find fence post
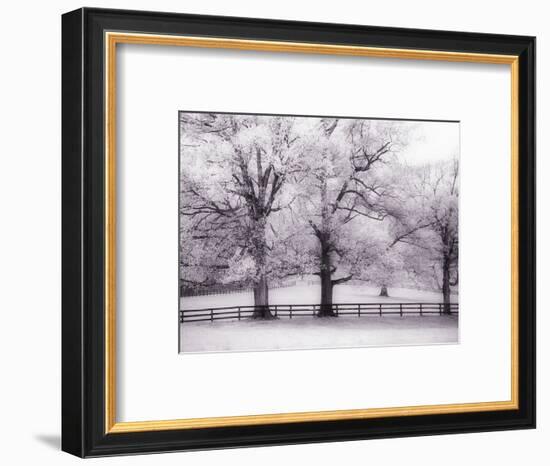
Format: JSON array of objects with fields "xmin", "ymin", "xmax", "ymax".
[
  {"xmin": 238, "ymin": 307, "xmax": 241, "ymax": 321},
  {"xmin": 335, "ymin": 304, "xmax": 338, "ymax": 317},
  {"xmin": 420, "ymin": 303, "xmax": 423, "ymax": 317},
  {"xmin": 358, "ymin": 303, "xmax": 361, "ymax": 318},
  {"xmin": 379, "ymin": 303, "xmax": 382, "ymax": 316},
  {"xmin": 274, "ymin": 305, "xmax": 278, "ymax": 318},
  {"xmin": 210, "ymin": 308, "xmax": 213, "ymax": 322},
  {"xmin": 290, "ymin": 307, "xmax": 292, "ymax": 319},
  {"xmin": 439, "ymin": 303, "xmax": 442, "ymax": 315},
  {"xmin": 400, "ymin": 303, "xmax": 403, "ymax": 317}
]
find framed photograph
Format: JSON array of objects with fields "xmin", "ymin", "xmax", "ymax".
[
  {"xmin": 178, "ymin": 112, "xmax": 460, "ymax": 353},
  {"xmin": 62, "ymin": 7, "xmax": 535, "ymax": 457}
]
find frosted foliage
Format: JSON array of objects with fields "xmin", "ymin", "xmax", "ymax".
[
  {"xmin": 179, "ymin": 113, "xmax": 458, "ymax": 306},
  {"xmin": 387, "ymin": 160, "xmax": 459, "ymax": 292}
]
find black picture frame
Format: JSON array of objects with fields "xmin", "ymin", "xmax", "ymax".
[{"xmin": 62, "ymin": 7, "xmax": 535, "ymax": 458}]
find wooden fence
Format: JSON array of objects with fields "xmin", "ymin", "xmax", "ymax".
[
  {"xmin": 179, "ymin": 302, "xmax": 458, "ymax": 323},
  {"xmin": 180, "ymin": 281, "xmax": 297, "ymax": 297}
]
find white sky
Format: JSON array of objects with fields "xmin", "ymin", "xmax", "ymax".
[{"xmin": 396, "ymin": 120, "xmax": 459, "ymax": 166}]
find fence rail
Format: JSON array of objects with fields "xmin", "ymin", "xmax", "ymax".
[
  {"xmin": 180, "ymin": 281, "xmax": 297, "ymax": 298},
  {"xmin": 179, "ymin": 302, "xmax": 458, "ymax": 323}
]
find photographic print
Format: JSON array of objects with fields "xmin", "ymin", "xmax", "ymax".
[{"xmin": 179, "ymin": 112, "xmax": 459, "ymax": 353}]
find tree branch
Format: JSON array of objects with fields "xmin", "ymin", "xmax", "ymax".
[{"xmin": 332, "ymin": 274, "xmax": 353, "ymax": 285}]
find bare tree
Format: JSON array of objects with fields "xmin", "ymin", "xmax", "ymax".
[
  {"xmin": 389, "ymin": 160, "xmax": 459, "ymax": 312},
  {"xmin": 179, "ymin": 113, "xmax": 303, "ymax": 318},
  {"xmin": 301, "ymin": 119, "xmax": 401, "ymax": 316}
]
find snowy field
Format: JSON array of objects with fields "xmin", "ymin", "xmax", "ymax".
[
  {"xmin": 180, "ymin": 316, "xmax": 458, "ymax": 353},
  {"xmin": 179, "ymin": 283, "xmax": 458, "ymax": 353},
  {"xmin": 180, "ymin": 283, "xmax": 457, "ymax": 310}
]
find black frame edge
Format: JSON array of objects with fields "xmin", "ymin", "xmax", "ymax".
[
  {"xmin": 517, "ymin": 37, "xmax": 536, "ymax": 430},
  {"xmin": 62, "ymin": 7, "xmax": 85, "ymax": 458}
]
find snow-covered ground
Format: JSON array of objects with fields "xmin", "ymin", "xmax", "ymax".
[
  {"xmin": 179, "ymin": 283, "xmax": 458, "ymax": 353},
  {"xmin": 180, "ymin": 283, "xmax": 457, "ymax": 310},
  {"xmin": 179, "ymin": 315, "xmax": 458, "ymax": 353}
]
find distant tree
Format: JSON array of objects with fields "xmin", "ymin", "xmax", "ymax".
[
  {"xmin": 388, "ymin": 160, "xmax": 459, "ymax": 312},
  {"xmin": 356, "ymin": 240, "xmax": 407, "ymax": 297}
]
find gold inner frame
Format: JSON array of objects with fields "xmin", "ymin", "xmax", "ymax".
[{"xmin": 104, "ymin": 31, "xmax": 520, "ymax": 434}]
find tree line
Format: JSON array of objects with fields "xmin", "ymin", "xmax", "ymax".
[{"xmin": 179, "ymin": 113, "xmax": 458, "ymax": 317}]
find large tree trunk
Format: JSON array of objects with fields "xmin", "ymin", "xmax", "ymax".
[
  {"xmin": 251, "ymin": 218, "xmax": 274, "ymax": 319},
  {"xmin": 316, "ymin": 175, "xmax": 337, "ymax": 318},
  {"xmin": 379, "ymin": 285, "xmax": 389, "ymax": 297},
  {"xmin": 318, "ymin": 238, "xmax": 336, "ymax": 317},
  {"xmin": 252, "ymin": 274, "xmax": 272, "ymax": 319},
  {"xmin": 442, "ymin": 255, "xmax": 451, "ymax": 314}
]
